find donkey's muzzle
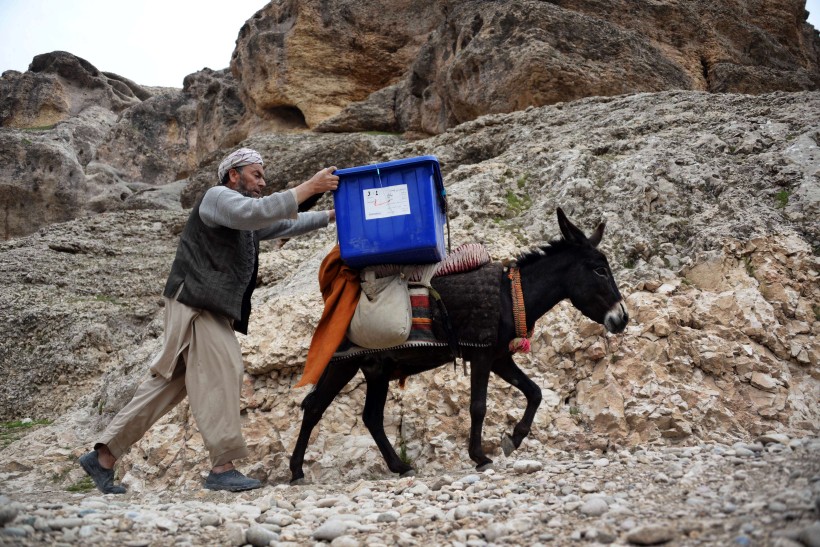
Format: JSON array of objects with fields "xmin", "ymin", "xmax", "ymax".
[{"xmin": 604, "ymin": 301, "xmax": 629, "ymax": 333}]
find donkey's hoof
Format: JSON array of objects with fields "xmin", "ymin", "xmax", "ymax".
[
  {"xmin": 476, "ymin": 462, "xmax": 494, "ymax": 472},
  {"xmin": 501, "ymin": 435, "xmax": 516, "ymax": 457},
  {"xmin": 400, "ymin": 469, "xmax": 416, "ymax": 478},
  {"xmin": 290, "ymin": 477, "xmax": 307, "ymax": 486}
]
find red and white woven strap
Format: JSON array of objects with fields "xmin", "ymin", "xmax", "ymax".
[{"xmin": 508, "ymin": 266, "xmax": 532, "ymax": 353}]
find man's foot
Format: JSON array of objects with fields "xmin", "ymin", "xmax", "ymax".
[
  {"xmin": 204, "ymin": 469, "xmax": 262, "ymax": 492},
  {"xmin": 79, "ymin": 450, "xmax": 127, "ymax": 494}
]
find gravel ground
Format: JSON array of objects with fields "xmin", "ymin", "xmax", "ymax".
[{"xmin": 1, "ymin": 436, "xmax": 818, "ymax": 546}]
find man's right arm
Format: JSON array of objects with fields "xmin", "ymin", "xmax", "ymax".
[
  {"xmin": 200, "ymin": 167, "xmax": 340, "ymax": 230},
  {"xmin": 200, "ymin": 186, "xmax": 299, "ymax": 230}
]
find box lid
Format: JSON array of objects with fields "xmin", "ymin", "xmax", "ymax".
[{"xmin": 334, "ymin": 155, "xmax": 440, "ymax": 176}]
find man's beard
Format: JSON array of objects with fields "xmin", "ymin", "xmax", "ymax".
[{"xmin": 237, "ymin": 184, "xmax": 258, "ymax": 198}]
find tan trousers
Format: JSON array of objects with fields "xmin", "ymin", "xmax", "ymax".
[{"xmin": 96, "ymin": 293, "xmax": 249, "ymax": 467}]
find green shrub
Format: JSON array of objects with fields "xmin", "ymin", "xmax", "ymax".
[
  {"xmin": 67, "ymin": 477, "xmax": 95, "ymax": 493},
  {"xmin": 1, "ymin": 419, "xmax": 52, "ymax": 448}
]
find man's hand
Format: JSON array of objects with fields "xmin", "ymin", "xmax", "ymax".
[{"xmin": 294, "ymin": 167, "xmax": 339, "ymax": 204}]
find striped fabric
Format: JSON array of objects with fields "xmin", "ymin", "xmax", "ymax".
[
  {"xmin": 367, "ymin": 243, "xmax": 491, "ymax": 280},
  {"xmin": 408, "ymin": 286, "xmax": 435, "ymax": 342}
]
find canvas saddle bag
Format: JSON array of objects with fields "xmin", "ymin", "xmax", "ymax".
[{"xmin": 347, "ymin": 267, "xmax": 412, "ymax": 349}]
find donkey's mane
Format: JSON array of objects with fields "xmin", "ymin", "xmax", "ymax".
[{"xmin": 514, "ymin": 238, "xmax": 573, "ymax": 268}]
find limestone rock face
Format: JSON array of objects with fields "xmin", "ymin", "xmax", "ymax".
[
  {"xmin": 310, "ymin": 0, "xmax": 820, "ymax": 134},
  {"xmin": 0, "ymin": 106, "xmax": 116, "ymax": 239},
  {"xmin": 94, "ymin": 90, "xmax": 198, "ymax": 185},
  {"xmin": 181, "ymin": 68, "xmax": 250, "ymax": 162},
  {"xmin": 0, "ymin": 52, "xmax": 190, "ymax": 239},
  {"xmin": 93, "ymin": 69, "xmax": 260, "ymax": 188},
  {"xmin": 0, "ymin": 58, "xmax": 253, "ymax": 239},
  {"xmin": 0, "ymin": 51, "xmax": 150, "ymax": 129},
  {"xmin": 231, "ymin": 0, "xmax": 440, "ymax": 128},
  {"xmin": 0, "ymin": 210, "xmax": 185, "ymax": 423},
  {"xmin": 4, "ymin": 1, "xmax": 819, "ymax": 239},
  {"xmin": 0, "ymin": 104, "xmax": 188, "ymax": 240}
]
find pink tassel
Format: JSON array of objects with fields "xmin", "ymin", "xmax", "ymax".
[{"xmin": 509, "ymin": 337, "xmax": 531, "ymax": 354}]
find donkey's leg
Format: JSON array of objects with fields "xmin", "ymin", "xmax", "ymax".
[
  {"xmin": 468, "ymin": 356, "xmax": 494, "ymax": 471},
  {"xmin": 361, "ymin": 366, "xmax": 414, "ymax": 477},
  {"xmin": 492, "ymin": 355, "xmax": 542, "ymax": 456},
  {"xmin": 289, "ymin": 361, "xmax": 359, "ymax": 484}
]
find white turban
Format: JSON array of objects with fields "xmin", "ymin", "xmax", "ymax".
[{"xmin": 217, "ymin": 148, "xmax": 264, "ymax": 183}]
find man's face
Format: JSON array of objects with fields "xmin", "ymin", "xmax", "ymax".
[{"xmin": 228, "ymin": 163, "xmax": 266, "ymax": 198}]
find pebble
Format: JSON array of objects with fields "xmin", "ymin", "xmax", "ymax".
[
  {"xmin": 579, "ymin": 497, "xmax": 609, "ymax": 516},
  {"xmin": 757, "ymin": 433, "xmax": 791, "ymax": 445},
  {"xmin": 313, "ymin": 519, "xmax": 351, "ymax": 541},
  {"xmin": 331, "ymin": 535, "xmax": 361, "ymax": 547},
  {"xmin": 47, "ymin": 517, "xmax": 84, "ymax": 530},
  {"xmin": 797, "ymin": 522, "xmax": 820, "ymax": 547},
  {"xmin": 376, "ymin": 511, "xmax": 400, "ymax": 523},
  {"xmin": 625, "ymin": 523, "xmax": 676, "ymax": 545},
  {"xmin": 513, "ymin": 459, "xmax": 543, "ymax": 474},
  {"xmin": 484, "ymin": 522, "xmax": 510, "ymax": 542},
  {"xmin": 0, "ymin": 437, "xmax": 817, "ymax": 546},
  {"xmin": 245, "ymin": 525, "xmax": 279, "ymax": 546},
  {"xmin": 0, "ymin": 497, "xmax": 19, "ymax": 527}
]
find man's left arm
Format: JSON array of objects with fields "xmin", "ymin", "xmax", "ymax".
[{"xmin": 257, "ymin": 210, "xmax": 333, "ymax": 240}]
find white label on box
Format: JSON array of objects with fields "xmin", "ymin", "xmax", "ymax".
[{"xmin": 363, "ymin": 184, "xmax": 411, "ymax": 220}]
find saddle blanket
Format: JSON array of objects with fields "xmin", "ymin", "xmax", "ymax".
[{"xmin": 331, "ymin": 262, "xmax": 503, "ymax": 361}]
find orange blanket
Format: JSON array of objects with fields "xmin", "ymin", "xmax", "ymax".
[{"xmin": 295, "ymin": 245, "xmax": 361, "ymax": 387}]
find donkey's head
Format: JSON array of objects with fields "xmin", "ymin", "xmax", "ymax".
[{"xmin": 556, "ymin": 208, "xmax": 629, "ymax": 333}]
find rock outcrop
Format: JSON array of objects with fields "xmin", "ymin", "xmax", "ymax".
[
  {"xmin": 231, "ymin": 0, "xmax": 440, "ymax": 128},
  {"xmin": 1, "ymin": 57, "xmax": 255, "ymax": 239},
  {"xmin": 3, "ymin": 1, "xmax": 819, "ymax": 240},
  {"xmin": 0, "ymin": 51, "xmax": 151, "ymax": 129},
  {"xmin": 236, "ymin": 0, "xmax": 820, "ymax": 135}
]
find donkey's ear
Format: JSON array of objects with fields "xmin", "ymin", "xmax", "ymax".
[
  {"xmin": 588, "ymin": 222, "xmax": 605, "ymax": 248},
  {"xmin": 557, "ymin": 207, "xmax": 586, "ymax": 245}
]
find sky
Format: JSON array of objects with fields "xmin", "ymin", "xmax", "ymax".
[
  {"xmin": 1, "ymin": 0, "xmax": 819, "ymax": 89},
  {"xmin": 0, "ymin": 0, "xmax": 268, "ymax": 88}
]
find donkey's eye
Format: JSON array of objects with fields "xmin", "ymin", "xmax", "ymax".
[{"xmin": 594, "ymin": 267, "xmax": 608, "ymax": 277}]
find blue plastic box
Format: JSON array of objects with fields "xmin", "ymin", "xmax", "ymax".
[{"xmin": 333, "ymin": 155, "xmax": 446, "ymax": 268}]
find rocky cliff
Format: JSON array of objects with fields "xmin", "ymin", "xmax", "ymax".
[
  {"xmin": 3, "ymin": 1, "xmax": 819, "ymax": 240},
  {"xmin": 0, "ymin": 0, "xmax": 818, "ymax": 508}
]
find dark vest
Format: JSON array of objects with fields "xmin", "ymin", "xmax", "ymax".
[{"xmin": 163, "ymin": 198, "xmax": 259, "ymax": 334}]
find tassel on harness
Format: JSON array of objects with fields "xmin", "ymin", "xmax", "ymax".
[{"xmin": 508, "ymin": 265, "xmax": 532, "ymax": 354}]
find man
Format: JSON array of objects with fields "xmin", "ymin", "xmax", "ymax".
[{"xmin": 79, "ymin": 148, "xmax": 339, "ymax": 493}]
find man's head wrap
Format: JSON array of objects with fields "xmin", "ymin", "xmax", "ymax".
[{"xmin": 217, "ymin": 148, "xmax": 264, "ymax": 184}]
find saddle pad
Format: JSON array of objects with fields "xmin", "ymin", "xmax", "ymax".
[
  {"xmin": 430, "ymin": 262, "xmax": 503, "ymax": 346},
  {"xmin": 330, "ymin": 262, "xmax": 502, "ymax": 362}
]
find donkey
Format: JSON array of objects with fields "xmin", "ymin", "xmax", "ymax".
[{"xmin": 290, "ymin": 208, "xmax": 629, "ymax": 483}]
